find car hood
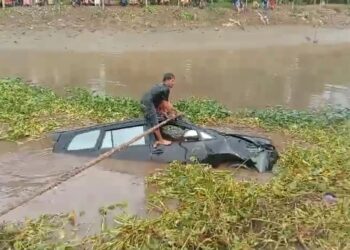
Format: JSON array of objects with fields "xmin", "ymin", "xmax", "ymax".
[{"xmin": 212, "ymin": 132, "xmax": 278, "ymax": 172}]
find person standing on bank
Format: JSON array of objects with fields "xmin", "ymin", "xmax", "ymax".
[{"xmin": 141, "ymin": 73, "xmax": 177, "ymax": 147}]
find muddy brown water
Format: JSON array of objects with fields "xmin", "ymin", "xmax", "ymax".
[
  {"xmin": 1, "ymin": 43, "xmax": 350, "ymax": 110},
  {"xmin": 0, "ymin": 138, "xmax": 165, "ymax": 235},
  {"xmin": 0, "ymin": 42, "xmax": 349, "ymax": 235}
]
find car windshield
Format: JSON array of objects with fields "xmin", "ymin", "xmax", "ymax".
[
  {"xmin": 160, "ymin": 124, "xmax": 214, "ymax": 141},
  {"xmin": 160, "ymin": 125, "xmax": 189, "ymax": 141}
]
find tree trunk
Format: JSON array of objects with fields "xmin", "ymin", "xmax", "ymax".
[
  {"xmin": 2, "ymin": 0, "xmax": 5, "ymax": 9},
  {"xmin": 57, "ymin": 0, "xmax": 61, "ymax": 14},
  {"xmin": 102, "ymin": 0, "xmax": 105, "ymax": 9}
]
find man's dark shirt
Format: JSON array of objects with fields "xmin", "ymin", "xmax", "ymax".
[{"xmin": 141, "ymin": 83, "xmax": 170, "ymax": 108}]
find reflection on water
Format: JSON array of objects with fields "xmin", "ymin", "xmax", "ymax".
[
  {"xmin": 310, "ymin": 84, "xmax": 350, "ymax": 109},
  {"xmin": 1, "ymin": 44, "xmax": 349, "ymax": 110}
]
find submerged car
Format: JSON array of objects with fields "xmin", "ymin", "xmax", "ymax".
[{"xmin": 52, "ymin": 117, "xmax": 279, "ymax": 172}]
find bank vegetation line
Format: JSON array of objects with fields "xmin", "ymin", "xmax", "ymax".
[{"xmin": 0, "ymin": 115, "xmax": 178, "ymax": 218}]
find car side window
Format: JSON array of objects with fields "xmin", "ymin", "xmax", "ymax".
[
  {"xmin": 101, "ymin": 126, "xmax": 145, "ymax": 149},
  {"xmin": 67, "ymin": 130, "xmax": 101, "ymax": 151}
]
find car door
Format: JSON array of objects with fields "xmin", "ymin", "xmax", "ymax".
[
  {"xmin": 150, "ymin": 142, "xmax": 187, "ymax": 163},
  {"xmin": 98, "ymin": 125, "xmax": 151, "ymax": 161}
]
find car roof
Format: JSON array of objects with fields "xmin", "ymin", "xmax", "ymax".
[
  {"xmin": 52, "ymin": 117, "xmax": 145, "ymax": 134},
  {"xmin": 53, "ymin": 117, "xmax": 202, "ymax": 135}
]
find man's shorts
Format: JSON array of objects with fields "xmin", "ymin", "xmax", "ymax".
[{"xmin": 141, "ymin": 101, "xmax": 158, "ymax": 128}]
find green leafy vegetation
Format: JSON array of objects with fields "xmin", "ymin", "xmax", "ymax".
[
  {"xmin": 179, "ymin": 11, "xmax": 196, "ymax": 21},
  {"xmin": 174, "ymin": 97, "xmax": 232, "ymax": 123},
  {"xmin": 235, "ymin": 106, "xmax": 350, "ymax": 129},
  {"xmin": 144, "ymin": 5, "xmax": 158, "ymax": 14},
  {"xmin": 0, "ymin": 78, "xmax": 141, "ymax": 140},
  {"xmin": 0, "ymin": 78, "xmax": 231, "ymax": 140},
  {"xmin": 0, "ymin": 77, "xmax": 349, "ymax": 249},
  {"xmin": 0, "ymin": 214, "xmax": 78, "ymax": 249}
]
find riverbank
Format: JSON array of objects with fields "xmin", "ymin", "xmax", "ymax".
[
  {"xmin": 1, "ymin": 5, "xmax": 350, "ymax": 53},
  {"xmin": 1, "ymin": 4, "xmax": 350, "ymax": 32},
  {"xmin": 1, "ymin": 25, "xmax": 350, "ymax": 53}
]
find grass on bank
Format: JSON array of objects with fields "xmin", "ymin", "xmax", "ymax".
[{"xmin": 0, "ymin": 78, "xmax": 349, "ymax": 249}]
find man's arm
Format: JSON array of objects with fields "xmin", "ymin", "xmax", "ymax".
[
  {"xmin": 158, "ymin": 86, "xmax": 180, "ymax": 117},
  {"xmin": 158, "ymin": 100, "xmax": 174, "ymax": 113}
]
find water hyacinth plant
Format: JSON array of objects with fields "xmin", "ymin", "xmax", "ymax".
[{"xmin": 0, "ymin": 78, "xmax": 231, "ymax": 140}]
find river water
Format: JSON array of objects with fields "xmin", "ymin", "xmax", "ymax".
[{"xmin": 1, "ymin": 44, "xmax": 349, "ymax": 110}]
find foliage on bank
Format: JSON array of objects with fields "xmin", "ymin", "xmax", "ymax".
[
  {"xmin": 0, "ymin": 78, "xmax": 230, "ymax": 140},
  {"xmin": 0, "ymin": 77, "xmax": 349, "ymax": 249}
]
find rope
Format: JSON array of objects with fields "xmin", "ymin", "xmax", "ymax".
[{"xmin": 0, "ymin": 115, "xmax": 177, "ymax": 217}]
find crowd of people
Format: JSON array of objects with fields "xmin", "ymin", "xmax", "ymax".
[
  {"xmin": 233, "ymin": 0, "xmax": 276, "ymax": 12},
  {"xmin": 2, "ymin": 0, "xmax": 277, "ymax": 8}
]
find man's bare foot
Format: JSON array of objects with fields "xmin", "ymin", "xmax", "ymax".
[
  {"xmin": 161, "ymin": 139, "xmax": 172, "ymax": 145},
  {"xmin": 153, "ymin": 139, "xmax": 172, "ymax": 148}
]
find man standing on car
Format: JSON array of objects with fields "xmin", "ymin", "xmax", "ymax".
[{"xmin": 141, "ymin": 73, "xmax": 177, "ymax": 147}]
